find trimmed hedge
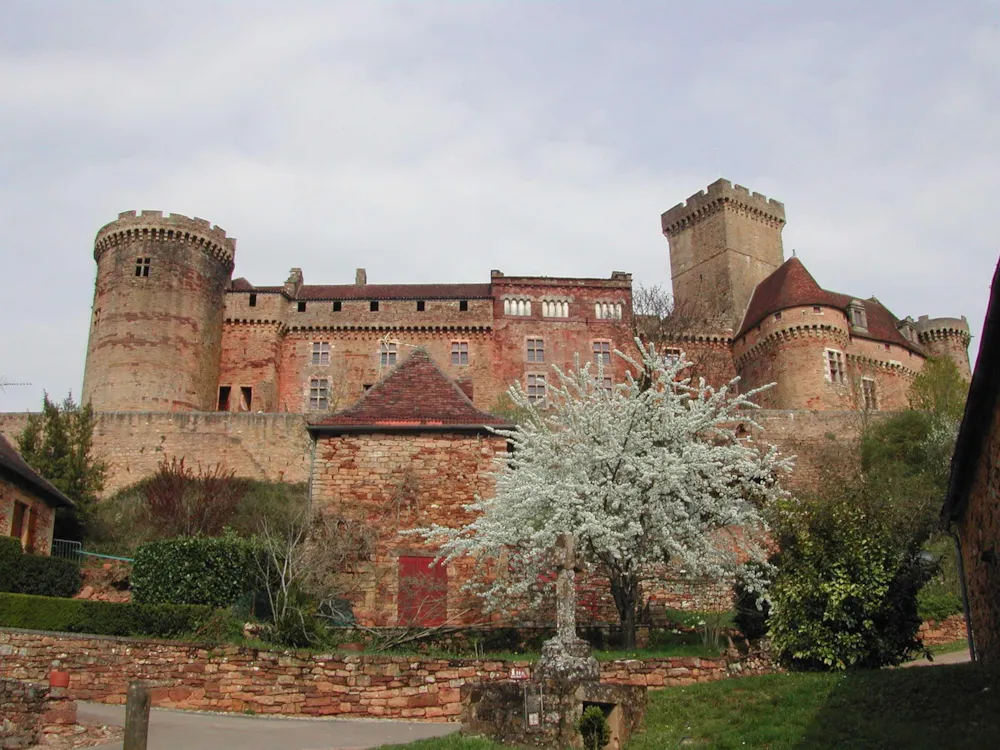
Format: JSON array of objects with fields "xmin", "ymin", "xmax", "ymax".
[
  {"xmin": 132, "ymin": 535, "xmax": 258, "ymax": 608},
  {"xmin": 0, "ymin": 592, "xmax": 238, "ymax": 641},
  {"xmin": 0, "ymin": 537, "xmax": 81, "ymax": 598}
]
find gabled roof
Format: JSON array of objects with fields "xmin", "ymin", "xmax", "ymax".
[
  {"xmin": 308, "ymin": 349, "xmax": 512, "ymax": 433},
  {"xmin": 943, "ymin": 257, "xmax": 1000, "ymax": 524},
  {"xmin": 737, "ymin": 257, "xmax": 923, "ymax": 353},
  {"xmin": 0, "ymin": 434, "xmax": 74, "ymax": 508}
]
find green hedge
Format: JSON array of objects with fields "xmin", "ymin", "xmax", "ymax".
[
  {"xmin": 132, "ymin": 535, "xmax": 258, "ymax": 608},
  {"xmin": 0, "ymin": 592, "xmax": 239, "ymax": 641},
  {"xmin": 0, "ymin": 537, "xmax": 81, "ymax": 598}
]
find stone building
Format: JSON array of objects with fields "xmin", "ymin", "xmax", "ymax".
[
  {"xmin": 307, "ymin": 348, "xmax": 511, "ymax": 626},
  {"xmin": 942, "ymin": 257, "xmax": 1000, "ymax": 665},
  {"xmin": 0, "ymin": 434, "xmax": 73, "ymax": 555},
  {"xmin": 80, "ymin": 178, "xmax": 970, "ymax": 426}
]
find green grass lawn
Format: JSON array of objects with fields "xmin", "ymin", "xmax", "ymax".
[{"xmin": 379, "ymin": 662, "xmax": 1000, "ymax": 750}]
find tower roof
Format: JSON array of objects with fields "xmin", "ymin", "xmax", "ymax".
[
  {"xmin": 308, "ymin": 349, "xmax": 512, "ymax": 433},
  {"xmin": 738, "ymin": 257, "xmax": 923, "ymax": 353}
]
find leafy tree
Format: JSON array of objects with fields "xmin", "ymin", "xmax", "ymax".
[
  {"xmin": 908, "ymin": 356, "xmax": 968, "ymax": 424},
  {"xmin": 414, "ymin": 342, "xmax": 791, "ymax": 648},
  {"xmin": 17, "ymin": 393, "xmax": 106, "ymax": 540}
]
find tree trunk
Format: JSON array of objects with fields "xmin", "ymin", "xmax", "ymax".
[{"xmin": 608, "ymin": 569, "xmax": 640, "ymax": 650}]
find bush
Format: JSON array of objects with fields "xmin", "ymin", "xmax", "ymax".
[
  {"xmin": 734, "ymin": 563, "xmax": 772, "ymax": 641},
  {"xmin": 579, "ymin": 705, "xmax": 612, "ymax": 750},
  {"xmin": 0, "ymin": 538, "xmax": 81, "ymax": 598},
  {"xmin": 132, "ymin": 535, "xmax": 259, "ymax": 608},
  {"xmin": 0, "ymin": 591, "xmax": 237, "ymax": 641}
]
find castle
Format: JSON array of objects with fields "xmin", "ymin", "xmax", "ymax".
[{"xmin": 81, "ymin": 178, "xmax": 971, "ymax": 420}]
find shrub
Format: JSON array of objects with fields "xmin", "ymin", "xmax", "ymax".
[
  {"xmin": 579, "ymin": 705, "xmax": 612, "ymax": 750},
  {"xmin": 132, "ymin": 535, "xmax": 258, "ymax": 608},
  {"xmin": 734, "ymin": 563, "xmax": 772, "ymax": 641},
  {"xmin": 0, "ymin": 591, "xmax": 237, "ymax": 641},
  {"xmin": 0, "ymin": 539, "xmax": 81, "ymax": 598}
]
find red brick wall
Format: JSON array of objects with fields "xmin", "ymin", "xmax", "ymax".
[
  {"xmin": 219, "ymin": 323, "xmax": 284, "ymax": 413},
  {"xmin": 0, "ymin": 478, "xmax": 56, "ymax": 555}
]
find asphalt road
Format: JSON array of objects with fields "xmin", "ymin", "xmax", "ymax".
[{"xmin": 80, "ymin": 702, "xmax": 459, "ymax": 750}]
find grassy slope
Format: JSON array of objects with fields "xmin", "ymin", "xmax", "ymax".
[{"xmin": 379, "ymin": 663, "xmax": 999, "ymax": 750}]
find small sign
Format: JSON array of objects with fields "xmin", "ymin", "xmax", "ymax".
[
  {"xmin": 509, "ymin": 667, "xmax": 530, "ymax": 680},
  {"xmin": 527, "ymin": 712, "xmax": 540, "ymax": 727}
]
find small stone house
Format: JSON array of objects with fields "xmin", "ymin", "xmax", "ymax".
[
  {"xmin": 943, "ymin": 258, "xmax": 1000, "ymax": 665},
  {"xmin": 308, "ymin": 348, "xmax": 511, "ymax": 627},
  {"xmin": 0, "ymin": 434, "xmax": 74, "ymax": 555}
]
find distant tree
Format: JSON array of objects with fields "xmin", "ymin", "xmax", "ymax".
[
  {"xmin": 414, "ymin": 342, "xmax": 791, "ymax": 648},
  {"xmin": 18, "ymin": 393, "xmax": 106, "ymax": 540},
  {"xmin": 908, "ymin": 357, "xmax": 968, "ymax": 424}
]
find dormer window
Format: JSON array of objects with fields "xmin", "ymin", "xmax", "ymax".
[{"xmin": 848, "ymin": 301, "xmax": 868, "ymax": 330}]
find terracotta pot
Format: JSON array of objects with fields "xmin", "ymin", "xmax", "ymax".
[{"xmin": 49, "ymin": 670, "xmax": 70, "ymax": 688}]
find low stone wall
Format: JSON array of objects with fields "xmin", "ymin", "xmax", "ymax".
[
  {"xmin": 919, "ymin": 614, "xmax": 968, "ymax": 647},
  {"xmin": 0, "ymin": 629, "xmax": 771, "ymax": 722},
  {"xmin": 0, "ymin": 677, "xmax": 77, "ymax": 749}
]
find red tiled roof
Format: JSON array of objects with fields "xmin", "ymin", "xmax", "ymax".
[
  {"xmin": 738, "ymin": 257, "xmax": 922, "ymax": 352},
  {"xmin": 0, "ymin": 434, "xmax": 74, "ymax": 508},
  {"xmin": 309, "ymin": 349, "xmax": 512, "ymax": 431}
]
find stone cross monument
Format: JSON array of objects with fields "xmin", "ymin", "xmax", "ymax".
[{"xmin": 554, "ymin": 533, "xmax": 585, "ymax": 642}]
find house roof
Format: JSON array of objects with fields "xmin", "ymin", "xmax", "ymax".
[
  {"xmin": 229, "ymin": 280, "xmax": 492, "ymax": 301},
  {"xmin": 308, "ymin": 348, "xmax": 512, "ymax": 434},
  {"xmin": 942, "ymin": 258, "xmax": 1000, "ymax": 524},
  {"xmin": 737, "ymin": 257, "xmax": 923, "ymax": 353},
  {"xmin": 0, "ymin": 434, "xmax": 74, "ymax": 508}
]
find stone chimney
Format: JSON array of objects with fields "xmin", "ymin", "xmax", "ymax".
[
  {"xmin": 284, "ymin": 268, "xmax": 303, "ymax": 298},
  {"xmin": 355, "ymin": 268, "xmax": 367, "ymax": 286}
]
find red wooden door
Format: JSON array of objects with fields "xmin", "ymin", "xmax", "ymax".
[{"xmin": 397, "ymin": 556, "xmax": 448, "ymax": 626}]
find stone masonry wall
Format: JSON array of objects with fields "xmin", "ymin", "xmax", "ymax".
[
  {"xmin": 0, "ymin": 476, "xmax": 56, "ymax": 555},
  {"xmin": 0, "ymin": 677, "xmax": 77, "ymax": 749},
  {"xmin": 0, "ymin": 629, "xmax": 769, "ymax": 722}
]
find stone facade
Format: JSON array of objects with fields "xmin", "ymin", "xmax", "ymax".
[
  {"xmin": 0, "ymin": 629, "xmax": 772, "ymax": 721},
  {"xmin": 0, "ymin": 677, "xmax": 78, "ymax": 749},
  {"xmin": 0, "ymin": 477, "xmax": 55, "ymax": 556}
]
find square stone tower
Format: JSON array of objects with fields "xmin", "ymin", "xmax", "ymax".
[{"xmin": 661, "ymin": 179, "xmax": 786, "ymax": 333}]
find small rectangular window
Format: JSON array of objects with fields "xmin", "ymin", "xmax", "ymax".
[
  {"xmin": 862, "ymin": 378, "xmax": 878, "ymax": 411},
  {"xmin": 380, "ymin": 342, "xmax": 397, "ymax": 367},
  {"xmin": 526, "ymin": 374, "xmax": 546, "ymax": 404},
  {"xmin": 416, "ymin": 300, "xmax": 426, "ymax": 312},
  {"xmin": 451, "ymin": 341, "xmax": 469, "ymax": 366},
  {"xmin": 593, "ymin": 341, "xmax": 612, "ymax": 366},
  {"xmin": 309, "ymin": 378, "xmax": 330, "ymax": 411},
  {"xmin": 332, "ymin": 300, "xmax": 342, "ymax": 312},
  {"xmin": 217, "ymin": 386, "xmax": 231, "ymax": 411},
  {"xmin": 10, "ymin": 501, "xmax": 27, "ymax": 542},
  {"xmin": 527, "ymin": 338, "xmax": 545, "ymax": 363},
  {"xmin": 825, "ymin": 350, "xmax": 845, "ymax": 384},
  {"xmin": 459, "ymin": 300, "xmax": 469, "ymax": 312},
  {"xmin": 240, "ymin": 386, "xmax": 253, "ymax": 411},
  {"xmin": 249, "ymin": 293, "xmax": 257, "ymax": 307},
  {"xmin": 370, "ymin": 300, "xmax": 380, "ymax": 312},
  {"xmin": 813, "ymin": 306, "xmax": 822, "ymax": 314},
  {"xmin": 311, "ymin": 341, "xmax": 331, "ymax": 366},
  {"xmin": 602, "ymin": 377, "xmax": 613, "ymax": 395},
  {"xmin": 297, "ymin": 301, "xmax": 307, "ymax": 312},
  {"xmin": 134, "ymin": 257, "xmax": 150, "ymax": 277},
  {"xmin": 664, "ymin": 348, "xmax": 682, "ymax": 365},
  {"xmin": 774, "ymin": 312, "xmax": 782, "ymax": 321}
]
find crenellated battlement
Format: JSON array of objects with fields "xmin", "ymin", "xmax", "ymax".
[
  {"xmin": 661, "ymin": 178, "xmax": 786, "ymax": 235},
  {"xmin": 915, "ymin": 315, "xmax": 971, "ymax": 342},
  {"xmin": 94, "ymin": 210, "xmax": 236, "ymax": 266}
]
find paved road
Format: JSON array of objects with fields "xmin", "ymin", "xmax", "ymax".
[
  {"xmin": 901, "ymin": 648, "xmax": 971, "ymax": 668},
  {"xmin": 81, "ymin": 702, "xmax": 459, "ymax": 750}
]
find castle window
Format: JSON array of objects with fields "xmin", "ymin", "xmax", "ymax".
[
  {"xmin": 217, "ymin": 386, "xmax": 231, "ymax": 411},
  {"xmin": 664, "ymin": 348, "xmax": 682, "ymax": 366},
  {"xmin": 309, "ymin": 378, "xmax": 330, "ymax": 411},
  {"xmin": 884, "ymin": 343, "xmax": 891, "ymax": 351},
  {"xmin": 460, "ymin": 300, "xmax": 469, "ymax": 312},
  {"xmin": 542, "ymin": 300, "xmax": 569, "ymax": 318},
  {"xmin": 370, "ymin": 300, "xmax": 379, "ymax": 312},
  {"xmin": 249, "ymin": 293, "xmax": 257, "ymax": 307},
  {"xmin": 774, "ymin": 312, "xmax": 782, "ymax": 321},
  {"xmin": 593, "ymin": 341, "xmax": 612, "ymax": 367},
  {"xmin": 134, "ymin": 257, "xmax": 150, "ymax": 277},
  {"xmin": 451, "ymin": 341, "xmax": 469, "ymax": 366},
  {"xmin": 297, "ymin": 301, "xmax": 307, "ymax": 312},
  {"xmin": 602, "ymin": 377, "xmax": 613, "ymax": 395},
  {"xmin": 92, "ymin": 308, "xmax": 101, "ymax": 328},
  {"xmin": 526, "ymin": 374, "xmax": 546, "ymax": 404},
  {"xmin": 594, "ymin": 302, "xmax": 623, "ymax": 320},
  {"xmin": 239, "ymin": 386, "xmax": 253, "ymax": 411},
  {"xmin": 416, "ymin": 300, "xmax": 426, "ymax": 312},
  {"xmin": 311, "ymin": 341, "xmax": 331, "ymax": 366},
  {"xmin": 848, "ymin": 302, "xmax": 868, "ymax": 330},
  {"xmin": 813, "ymin": 306, "xmax": 822, "ymax": 314},
  {"xmin": 862, "ymin": 378, "xmax": 878, "ymax": 411},
  {"xmin": 825, "ymin": 349, "xmax": 845, "ymax": 384},
  {"xmin": 504, "ymin": 298, "xmax": 532, "ymax": 316},
  {"xmin": 527, "ymin": 338, "xmax": 545, "ymax": 363},
  {"xmin": 332, "ymin": 301, "xmax": 342, "ymax": 312},
  {"xmin": 380, "ymin": 342, "xmax": 397, "ymax": 367}
]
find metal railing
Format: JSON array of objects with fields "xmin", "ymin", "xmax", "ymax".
[{"xmin": 51, "ymin": 539, "xmax": 134, "ymax": 564}]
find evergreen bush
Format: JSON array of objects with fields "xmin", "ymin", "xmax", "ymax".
[
  {"xmin": 0, "ymin": 538, "xmax": 81, "ymax": 598},
  {"xmin": 132, "ymin": 534, "xmax": 258, "ymax": 608},
  {"xmin": 579, "ymin": 705, "xmax": 612, "ymax": 750}
]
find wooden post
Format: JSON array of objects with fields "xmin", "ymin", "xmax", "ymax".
[{"xmin": 124, "ymin": 681, "xmax": 152, "ymax": 750}]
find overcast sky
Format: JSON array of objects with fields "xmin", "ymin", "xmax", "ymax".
[{"xmin": 1, "ymin": 1, "xmax": 997, "ymax": 412}]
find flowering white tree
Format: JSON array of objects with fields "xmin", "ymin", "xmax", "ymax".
[{"xmin": 413, "ymin": 341, "xmax": 792, "ymax": 648}]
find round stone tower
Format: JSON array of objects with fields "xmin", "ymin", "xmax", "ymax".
[
  {"xmin": 915, "ymin": 315, "xmax": 973, "ymax": 381},
  {"xmin": 82, "ymin": 210, "xmax": 236, "ymax": 411}
]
